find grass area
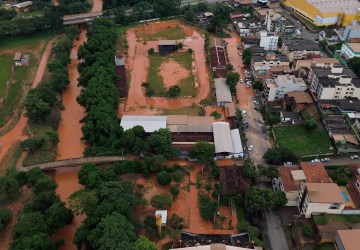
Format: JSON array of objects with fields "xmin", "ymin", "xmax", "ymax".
[
  {"xmin": 273, "ymin": 125, "xmax": 333, "ymax": 156},
  {"xmin": 136, "ymin": 25, "xmax": 186, "ymax": 41},
  {"xmin": 0, "ymin": 31, "xmax": 53, "ymax": 50},
  {"xmin": 313, "ymin": 244, "xmax": 335, "ymax": 250},
  {"xmin": 19, "ymin": 9, "xmax": 44, "ymax": 17},
  {"xmin": 0, "ymin": 55, "xmax": 13, "ymax": 98},
  {"xmin": 163, "ymin": 106, "xmax": 203, "ymax": 116},
  {"xmin": 148, "ymin": 52, "xmax": 196, "ymax": 96},
  {"xmin": 313, "ymin": 214, "xmax": 360, "ymax": 225}
]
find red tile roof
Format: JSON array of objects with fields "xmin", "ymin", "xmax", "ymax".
[
  {"xmin": 279, "ymin": 166, "xmax": 301, "ymax": 192},
  {"xmin": 300, "ymin": 162, "xmax": 333, "ymax": 183}
]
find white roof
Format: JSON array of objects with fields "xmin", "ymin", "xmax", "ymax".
[
  {"xmin": 213, "ymin": 122, "xmax": 234, "ymax": 154},
  {"xmin": 174, "ymin": 244, "xmax": 258, "ymax": 250},
  {"xmin": 155, "ymin": 210, "xmax": 167, "ymax": 224},
  {"xmin": 291, "ymin": 170, "xmax": 306, "ymax": 181},
  {"xmin": 215, "ymin": 78, "xmax": 232, "ymax": 103},
  {"xmin": 230, "ymin": 129, "xmax": 243, "ymax": 155},
  {"xmin": 13, "ymin": 1, "xmax": 33, "ymax": 8},
  {"xmin": 120, "ymin": 115, "xmax": 166, "ymax": 132}
]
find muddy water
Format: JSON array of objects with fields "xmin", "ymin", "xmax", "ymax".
[
  {"xmin": 53, "ymin": 168, "xmax": 85, "ymax": 250},
  {"xmin": 91, "ymin": 0, "xmax": 103, "ymax": 12},
  {"xmin": 56, "ymin": 30, "xmax": 87, "ymax": 160}
]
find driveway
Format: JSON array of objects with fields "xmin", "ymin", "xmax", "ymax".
[
  {"xmin": 263, "ymin": 210, "xmax": 289, "ymax": 250},
  {"xmin": 224, "ymin": 33, "xmax": 271, "ymax": 165}
]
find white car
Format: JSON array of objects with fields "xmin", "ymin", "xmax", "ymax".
[
  {"xmin": 284, "ymin": 162, "xmax": 293, "ymax": 166},
  {"xmin": 311, "ymin": 159, "xmax": 320, "ymax": 163},
  {"xmin": 253, "ymin": 100, "xmax": 259, "ymax": 105},
  {"xmin": 351, "ymin": 155, "xmax": 359, "ymax": 160},
  {"xmin": 248, "ymin": 145, "xmax": 254, "ymax": 151},
  {"xmin": 320, "ymin": 158, "xmax": 330, "ymax": 162},
  {"xmin": 240, "ymin": 79, "xmax": 244, "ymax": 83}
]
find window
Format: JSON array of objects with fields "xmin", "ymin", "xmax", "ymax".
[{"xmin": 329, "ymin": 203, "xmax": 341, "ymax": 209}]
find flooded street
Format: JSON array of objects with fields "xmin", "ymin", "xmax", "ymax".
[
  {"xmin": 53, "ymin": 168, "xmax": 85, "ymax": 250},
  {"xmin": 56, "ymin": 29, "xmax": 86, "ymax": 160}
]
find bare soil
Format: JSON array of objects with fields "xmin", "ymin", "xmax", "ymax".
[{"xmin": 159, "ymin": 59, "xmax": 190, "ymax": 89}]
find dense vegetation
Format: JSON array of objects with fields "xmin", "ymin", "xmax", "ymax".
[
  {"xmin": 5, "ymin": 168, "xmax": 74, "ymax": 249},
  {"xmin": 69, "ymin": 162, "xmax": 157, "ymax": 249}
]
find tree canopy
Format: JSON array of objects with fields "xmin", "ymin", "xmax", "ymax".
[{"xmin": 189, "ymin": 142, "xmax": 215, "ymax": 163}]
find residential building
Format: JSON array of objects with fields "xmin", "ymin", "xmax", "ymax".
[
  {"xmin": 251, "ymin": 54, "xmax": 290, "ymax": 80},
  {"xmin": 297, "ymin": 182, "xmax": 345, "ymax": 218},
  {"xmin": 308, "ymin": 66, "xmax": 360, "ymax": 100},
  {"xmin": 236, "ymin": 22, "xmax": 251, "ymax": 36},
  {"xmin": 214, "ymin": 78, "xmax": 232, "ymax": 106},
  {"xmin": 283, "ymin": 92, "xmax": 314, "ymax": 112},
  {"xmin": 278, "ymin": 162, "xmax": 332, "ymax": 206},
  {"xmin": 259, "ymin": 30, "xmax": 279, "ymax": 51},
  {"xmin": 281, "ymin": 39, "xmax": 321, "ymax": 62},
  {"xmin": 264, "ymin": 74, "xmax": 307, "ymax": 101},
  {"xmin": 251, "ymin": 46, "xmax": 266, "ymax": 56},
  {"xmin": 347, "ymin": 164, "xmax": 360, "ymax": 208},
  {"xmin": 295, "ymin": 57, "xmax": 340, "ymax": 71},
  {"xmin": 265, "ymin": 9, "xmax": 286, "ymax": 33},
  {"xmin": 340, "ymin": 42, "xmax": 360, "ymax": 59},
  {"xmin": 335, "ymin": 229, "xmax": 360, "ymax": 250},
  {"xmin": 283, "ymin": 0, "xmax": 360, "ymax": 27},
  {"xmin": 241, "ymin": 37, "xmax": 257, "ymax": 49},
  {"xmin": 12, "ymin": 1, "xmax": 33, "ymax": 12},
  {"xmin": 320, "ymin": 98, "xmax": 360, "ymax": 114},
  {"xmin": 280, "ymin": 111, "xmax": 300, "ymax": 123}
]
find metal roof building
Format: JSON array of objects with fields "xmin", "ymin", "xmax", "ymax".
[
  {"xmin": 167, "ymin": 115, "xmax": 215, "ymax": 133},
  {"xmin": 212, "ymin": 122, "xmax": 234, "ymax": 154},
  {"xmin": 214, "ymin": 78, "xmax": 232, "ymax": 106},
  {"xmin": 120, "ymin": 115, "xmax": 167, "ymax": 133},
  {"xmin": 230, "ymin": 129, "xmax": 244, "ymax": 157}
]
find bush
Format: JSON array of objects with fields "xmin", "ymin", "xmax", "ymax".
[
  {"xmin": 0, "ymin": 207, "xmax": 11, "ymax": 233},
  {"xmin": 226, "ymin": 64, "xmax": 233, "ymax": 70},
  {"xmin": 170, "ymin": 186, "xmax": 180, "ymax": 198},
  {"xmin": 210, "ymin": 111, "xmax": 221, "ymax": 119},
  {"xmin": 168, "ymin": 214, "xmax": 184, "ymax": 230},
  {"xmin": 177, "ymin": 42, "xmax": 183, "ymax": 49},
  {"xmin": 166, "ymin": 85, "xmax": 181, "ymax": 97},
  {"xmin": 304, "ymin": 119, "xmax": 317, "ymax": 130},
  {"xmin": 148, "ymin": 48, "xmax": 155, "ymax": 55},
  {"xmin": 156, "ymin": 171, "xmax": 172, "ymax": 186},
  {"xmin": 199, "ymin": 193, "xmax": 217, "ymax": 220},
  {"xmin": 303, "ymin": 224, "xmax": 313, "ymax": 237},
  {"xmin": 150, "ymin": 194, "xmax": 172, "ymax": 209},
  {"xmin": 187, "ymin": 48, "xmax": 193, "ymax": 53}
]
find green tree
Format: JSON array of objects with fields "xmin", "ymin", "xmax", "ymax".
[
  {"xmin": 304, "ymin": 119, "xmax": 317, "ymax": 130},
  {"xmin": 170, "ymin": 186, "xmax": 180, "ymax": 199},
  {"xmin": 133, "ymin": 236, "xmax": 157, "ymax": 250},
  {"xmin": 166, "ymin": 85, "xmax": 181, "ymax": 97},
  {"xmin": 347, "ymin": 57, "xmax": 360, "ymax": 75},
  {"xmin": 253, "ymin": 81, "xmax": 263, "ymax": 91},
  {"xmin": 226, "ymin": 63, "xmax": 234, "ymax": 70},
  {"xmin": 13, "ymin": 212, "xmax": 48, "ymax": 238},
  {"xmin": 184, "ymin": 10, "xmax": 195, "ymax": 22},
  {"xmin": 147, "ymin": 128, "xmax": 178, "ymax": 157},
  {"xmin": 243, "ymin": 56, "xmax": 251, "ymax": 66},
  {"xmin": 177, "ymin": 42, "xmax": 183, "ymax": 49},
  {"xmin": 0, "ymin": 175, "xmax": 19, "ymax": 199},
  {"xmin": 167, "ymin": 214, "xmax": 184, "ymax": 229},
  {"xmin": 200, "ymin": 98, "xmax": 211, "ymax": 108},
  {"xmin": 23, "ymin": 90, "xmax": 51, "ymax": 122},
  {"xmin": 266, "ymin": 166, "xmax": 279, "ymax": 179},
  {"xmin": 244, "ymin": 187, "xmax": 266, "ymax": 213},
  {"xmin": 78, "ymin": 163, "xmax": 103, "ymax": 189},
  {"xmin": 88, "ymin": 212, "xmax": 136, "ymax": 250},
  {"xmin": 303, "ymin": 224, "xmax": 313, "ymax": 237},
  {"xmin": 226, "ymin": 72, "xmax": 240, "ymax": 94},
  {"xmin": 210, "ymin": 111, "xmax": 221, "ymax": 119},
  {"xmin": 68, "ymin": 190, "xmax": 99, "ymax": 215},
  {"xmin": 188, "ymin": 142, "xmax": 215, "ymax": 163},
  {"xmin": 243, "ymin": 163, "xmax": 257, "ymax": 179},
  {"xmin": 263, "ymin": 148, "xmax": 298, "ymax": 165},
  {"xmin": 0, "ymin": 207, "xmax": 11, "ymax": 233},
  {"xmin": 157, "ymin": 171, "xmax": 172, "ymax": 186},
  {"xmin": 10, "ymin": 233, "xmax": 56, "ymax": 250},
  {"xmin": 148, "ymin": 48, "xmax": 155, "ymax": 55},
  {"xmin": 199, "ymin": 193, "xmax": 217, "ymax": 220},
  {"xmin": 150, "ymin": 194, "xmax": 172, "ymax": 209},
  {"xmin": 319, "ymin": 40, "xmax": 327, "ymax": 50}
]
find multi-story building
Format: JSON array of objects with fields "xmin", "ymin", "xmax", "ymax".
[
  {"xmin": 341, "ymin": 21, "xmax": 360, "ymax": 41},
  {"xmin": 295, "ymin": 57, "xmax": 340, "ymax": 70},
  {"xmin": 281, "ymin": 39, "xmax": 321, "ymax": 62},
  {"xmin": 264, "ymin": 74, "xmax": 307, "ymax": 101},
  {"xmin": 297, "ymin": 182, "xmax": 345, "ymax": 218},
  {"xmin": 236, "ymin": 22, "xmax": 251, "ymax": 36},
  {"xmin": 259, "ymin": 30, "xmax": 279, "ymax": 51},
  {"xmin": 265, "ymin": 9, "xmax": 285, "ymax": 33},
  {"xmin": 308, "ymin": 66, "xmax": 360, "ymax": 100},
  {"xmin": 252, "ymin": 53, "xmax": 290, "ymax": 80},
  {"xmin": 283, "ymin": 0, "xmax": 360, "ymax": 27},
  {"xmin": 340, "ymin": 42, "xmax": 360, "ymax": 59}
]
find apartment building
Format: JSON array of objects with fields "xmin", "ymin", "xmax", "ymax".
[
  {"xmin": 264, "ymin": 74, "xmax": 307, "ymax": 101},
  {"xmin": 308, "ymin": 66, "xmax": 360, "ymax": 100},
  {"xmin": 338, "ymin": 21, "xmax": 360, "ymax": 42},
  {"xmin": 340, "ymin": 42, "xmax": 360, "ymax": 60},
  {"xmin": 259, "ymin": 30, "xmax": 279, "ymax": 51},
  {"xmin": 281, "ymin": 39, "xmax": 321, "ymax": 62},
  {"xmin": 295, "ymin": 57, "xmax": 340, "ymax": 71},
  {"xmin": 252, "ymin": 53, "xmax": 290, "ymax": 80},
  {"xmin": 297, "ymin": 182, "xmax": 345, "ymax": 218},
  {"xmin": 335, "ymin": 229, "xmax": 360, "ymax": 250}
]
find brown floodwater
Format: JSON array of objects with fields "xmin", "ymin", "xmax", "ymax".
[
  {"xmin": 53, "ymin": 168, "xmax": 85, "ymax": 250},
  {"xmin": 56, "ymin": 29, "xmax": 86, "ymax": 160}
]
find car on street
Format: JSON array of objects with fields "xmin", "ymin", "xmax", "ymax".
[
  {"xmin": 240, "ymin": 79, "xmax": 243, "ymax": 83},
  {"xmin": 284, "ymin": 162, "xmax": 293, "ymax": 166},
  {"xmin": 351, "ymin": 155, "xmax": 359, "ymax": 160},
  {"xmin": 311, "ymin": 159, "xmax": 320, "ymax": 163},
  {"xmin": 253, "ymin": 100, "xmax": 259, "ymax": 105},
  {"xmin": 239, "ymin": 53, "xmax": 242, "ymax": 56},
  {"xmin": 248, "ymin": 145, "xmax": 254, "ymax": 151},
  {"xmin": 320, "ymin": 158, "xmax": 330, "ymax": 162}
]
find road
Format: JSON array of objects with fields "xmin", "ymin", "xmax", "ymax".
[
  {"xmin": 224, "ymin": 33, "xmax": 271, "ymax": 165},
  {"xmin": 263, "ymin": 210, "xmax": 289, "ymax": 250},
  {"xmin": 323, "ymin": 158, "xmax": 360, "ymax": 166}
]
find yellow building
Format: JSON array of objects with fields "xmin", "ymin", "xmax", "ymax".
[{"xmin": 283, "ymin": 0, "xmax": 360, "ymax": 27}]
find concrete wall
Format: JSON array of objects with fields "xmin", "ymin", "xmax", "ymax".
[{"xmin": 304, "ymin": 202, "xmax": 345, "ymax": 218}]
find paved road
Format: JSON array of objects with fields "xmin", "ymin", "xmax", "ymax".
[
  {"xmin": 264, "ymin": 210, "xmax": 289, "ymax": 250},
  {"xmin": 323, "ymin": 158, "xmax": 360, "ymax": 166}
]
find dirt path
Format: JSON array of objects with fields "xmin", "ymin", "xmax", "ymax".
[
  {"xmin": 56, "ymin": 29, "xmax": 86, "ymax": 160},
  {"xmin": 0, "ymin": 39, "xmax": 55, "ymax": 162}
]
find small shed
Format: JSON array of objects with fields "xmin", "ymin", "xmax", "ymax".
[
  {"xmin": 12, "ymin": 1, "xmax": 33, "ymax": 12},
  {"xmin": 158, "ymin": 40, "xmax": 177, "ymax": 55},
  {"xmin": 14, "ymin": 53, "xmax": 29, "ymax": 66},
  {"xmin": 115, "ymin": 56, "xmax": 127, "ymax": 98},
  {"xmin": 14, "ymin": 53, "xmax": 22, "ymax": 66},
  {"xmin": 155, "ymin": 210, "xmax": 167, "ymax": 225}
]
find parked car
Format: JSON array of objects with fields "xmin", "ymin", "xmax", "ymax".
[
  {"xmin": 320, "ymin": 158, "xmax": 330, "ymax": 162},
  {"xmin": 351, "ymin": 155, "xmax": 359, "ymax": 160},
  {"xmin": 311, "ymin": 159, "xmax": 320, "ymax": 163},
  {"xmin": 248, "ymin": 145, "xmax": 254, "ymax": 151},
  {"xmin": 284, "ymin": 162, "xmax": 293, "ymax": 166},
  {"xmin": 240, "ymin": 79, "xmax": 244, "ymax": 83},
  {"xmin": 253, "ymin": 100, "xmax": 259, "ymax": 105}
]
